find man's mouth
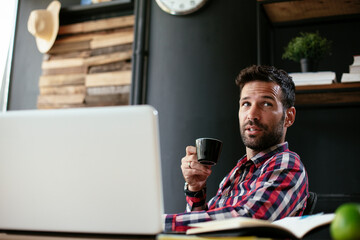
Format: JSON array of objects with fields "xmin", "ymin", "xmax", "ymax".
[{"xmin": 246, "ymin": 126, "xmax": 261, "ymax": 133}]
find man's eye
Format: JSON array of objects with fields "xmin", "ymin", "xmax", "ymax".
[
  {"xmin": 242, "ymin": 102, "xmax": 250, "ymax": 107},
  {"xmin": 264, "ymin": 102, "xmax": 272, "ymax": 107}
]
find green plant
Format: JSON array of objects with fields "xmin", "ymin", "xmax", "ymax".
[{"xmin": 282, "ymin": 32, "xmax": 332, "ymax": 62}]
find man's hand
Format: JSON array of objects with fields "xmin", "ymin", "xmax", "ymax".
[{"xmin": 181, "ymin": 146, "xmax": 212, "ymax": 192}]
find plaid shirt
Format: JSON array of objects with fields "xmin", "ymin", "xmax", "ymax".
[{"xmin": 164, "ymin": 142, "xmax": 309, "ymax": 232}]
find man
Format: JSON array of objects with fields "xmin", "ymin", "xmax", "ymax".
[{"xmin": 164, "ymin": 65, "xmax": 309, "ymax": 233}]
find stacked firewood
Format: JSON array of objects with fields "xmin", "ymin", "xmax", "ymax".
[{"xmin": 37, "ymin": 15, "xmax": 134, "ymax": 109}]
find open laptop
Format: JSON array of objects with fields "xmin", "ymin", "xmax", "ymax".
[{"xmin": 0, "ymin": 105, "xmax": 164, "ymax": 235}]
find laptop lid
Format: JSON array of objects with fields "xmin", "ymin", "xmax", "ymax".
[{"xmin": 0, "ymin": 105, "xmax": 164, "ymax": 235}]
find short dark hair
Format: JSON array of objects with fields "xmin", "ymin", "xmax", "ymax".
[{"xmin": 235, "ymin": 65, "xmax": 295, "ymax": 109}]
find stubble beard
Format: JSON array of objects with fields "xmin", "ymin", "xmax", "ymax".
[{"xmin": 240, "ymin": 113, "xmax": 285, "ymax": 152}]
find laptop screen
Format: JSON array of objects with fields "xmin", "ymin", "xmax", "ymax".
[{"xmin": 0, "ymin": 105, "xmax": 164, "ymax": 235}]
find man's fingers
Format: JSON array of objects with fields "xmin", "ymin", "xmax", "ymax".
[
  {"xmin": 183, "ymin": 160, "xmax": 211, "ymax": 175},
  {"xmin": 186, "ymin": 146, "xmax": 197, "ymax": 155}
]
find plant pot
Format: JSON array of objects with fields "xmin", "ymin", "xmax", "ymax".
[{"xmin": 300, "ymin": 58, "xmax": 318, "ymax": 72}]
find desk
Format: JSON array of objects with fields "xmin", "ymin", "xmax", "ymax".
[{"xmin": 0, "ymin": 233, "xmax": 155, "ymax": 240}]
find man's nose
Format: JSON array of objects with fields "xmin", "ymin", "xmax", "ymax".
[{"xmin": 247, "ymin": 105, "xmax": 260, "ymax": 121}]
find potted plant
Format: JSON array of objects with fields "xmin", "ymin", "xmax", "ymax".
[{"xmin": 282, "ymin": 32, "xmax": 332, "ymax": 72}]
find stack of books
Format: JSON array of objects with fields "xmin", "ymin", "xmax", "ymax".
[
  {"xmin": 289, "ymin": 71, "xmax": 336, "ymax": 86},
  {"xmin": 341, "ymin": 55, "xmax": 360, "ymax": 83},
  {"xmin": 37, "ymin": 15, "xmax": 134, "ymax": 109}
]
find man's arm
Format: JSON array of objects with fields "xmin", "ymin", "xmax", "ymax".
[{"xmin": 164, "ymin": 151, "xmax": 308, "ymax": 233}]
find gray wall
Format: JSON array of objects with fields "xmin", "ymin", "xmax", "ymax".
[{"xmin": 146, "ymin": 0, "xmax": 256, "ymax": 213}]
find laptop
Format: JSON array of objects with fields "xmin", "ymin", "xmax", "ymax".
[{"xmin": 0, "ymin": 105, "xmax": 164, "ymax": 235}]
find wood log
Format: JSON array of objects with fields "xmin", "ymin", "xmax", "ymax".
[
  {"xmin": 40, "ymin": 85, "xmax": 86, "ymax": 95},
  {"xmin": 88, "ymin": 61, "xmax": 131, "ymax": 74},
  {"xmin": 39, "ymin": 74, "xmax": 86, "ymax": 87},
  {"xmin": 86, "ymin": 85, "xmax": 130, "ymax": 95},
  {"xmin": 85, "ymin": 50, "xmax": 132, "ymax": 66},
  {"xmin": 58, "ymin": 15, "xmax": 135, "ymax": 35},
  {"xmin": 85, "ymin": 93, "xmax": 129, "ymax": 106},
  {"xmin": 37, "ymin": 94, "xmax": 85, "ymax": 105},
  {"xmin": 85, "ymin": 71, "xmax": 132, "ymax": 87},
  {"xmin": 90, "ymin": 31, "xmax": 134, "ymax": 49}
]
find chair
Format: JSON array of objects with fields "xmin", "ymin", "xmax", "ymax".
[{"xmin": 304, "ymin": 191, "xmax": 318, "ymax": 215}]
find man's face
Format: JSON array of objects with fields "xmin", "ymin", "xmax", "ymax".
[{"xmin": 238, "ymin": 81, "xmax": 286, "ymax": 152}]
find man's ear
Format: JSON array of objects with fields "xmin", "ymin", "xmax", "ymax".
[{"xmin": 285, "ymin": 107, "xmax": 296, "ymax": 127}]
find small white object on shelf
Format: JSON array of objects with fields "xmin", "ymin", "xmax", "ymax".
[
  {"xmin": 349, "ymin": 55, "xmax": 360, "ymax": 73},
  {"xmin": 351, "ymin": 55, "xmax": 360, "ymax": 66},
  {"xmin": 341, "ymin": 73, "xmax": 360, "ymax": 83},
  {"xmin": 289, "ymin": 71, "xmax": 336, "ymax": 86}
]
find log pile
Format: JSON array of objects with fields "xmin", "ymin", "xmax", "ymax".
[{"xmin": 37, "ymin": 15, "xmax": 134, "ymax": 109}]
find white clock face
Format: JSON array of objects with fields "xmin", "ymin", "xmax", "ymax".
[{"xmin": 155, "ymin": 0, "xmax": 208, "ymax": 15}]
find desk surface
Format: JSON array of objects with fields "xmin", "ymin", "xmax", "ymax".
[
  {"xmin": 0, "ymin": 229, "xmax": 332, "ymax": 240},
  {"xmin": 0, "ymin": 233, "xmax": 156, "ymax": 240}
]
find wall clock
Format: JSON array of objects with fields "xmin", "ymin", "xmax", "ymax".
[{"xmin": 155, "ymin": 0, "xmax": 208, "ymax": 15}]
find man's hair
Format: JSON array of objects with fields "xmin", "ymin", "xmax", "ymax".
[{"xmin": 235, "ymin": 65, "xmax": 295, "ymax": 109}]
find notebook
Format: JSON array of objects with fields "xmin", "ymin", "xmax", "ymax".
[{"xmin": 0, "ymin": 105, "xmax": 164, "ymax": 235}]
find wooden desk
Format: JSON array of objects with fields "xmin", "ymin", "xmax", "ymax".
[{"xmin": 0, "ymin": 233, "xmax": 155, "ymax": 240}]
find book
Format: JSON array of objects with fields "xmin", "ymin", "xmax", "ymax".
[
  {"xmin": 351, "ymin": 55, "xmax": 360, "ymax": 66},
  {"xmin": 349, "ymin": 56, "xmax": 360, "ymax": 73},
  {"xmin": 341, "ymin": 73, "xmax": 360, "ymax": 83},
  {"xmin": 157, "ymin": 234, "xmax": 270, "ymax": 240},
  {"xmin": 186, "ymin": 213, "xmax": 335, "ymax": 240},
  {"xmin": 349, "ymin": 65, "xmax": 360, "ymax": 73},
  {"xmin": 289, "ymin": 71, "xmax": 336, "ymax": 86}
]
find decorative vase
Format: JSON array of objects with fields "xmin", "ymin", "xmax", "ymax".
[{"xmin": 300, "ymin": 58, "xmax": 318, "ymax": 72}]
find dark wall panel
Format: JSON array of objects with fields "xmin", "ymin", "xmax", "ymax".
[
  {"xmin": 9, "ymin": 0, "xmax": 80, "ymax": 110},
  {"xmin": 288, "ymin": 106, "xmax": 360, "ymax": 195},
  {"xmin": 146, "ymin": 0, "xmax": 257, "ymax": 213}
]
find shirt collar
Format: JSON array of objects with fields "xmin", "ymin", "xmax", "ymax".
[{"xmin": 237, "ymin": 142, "xmax": 289, "ymax": 168}]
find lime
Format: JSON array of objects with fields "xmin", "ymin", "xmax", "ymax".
[{"xmin": 330, "ymin": 203, "xmax": 360, "ymax": 240}]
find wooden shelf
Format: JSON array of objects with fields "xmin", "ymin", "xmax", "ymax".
[
  {"xmin": 60, "ymin": 0, "xmax": 134, "ymax": 25},
  {"xmin": 258, "ymin": 0, "xmax": 360, "ymax": 23},
  {"xmin": 295, "ymin": 82, "xmax": 360, "ymax": 106}
]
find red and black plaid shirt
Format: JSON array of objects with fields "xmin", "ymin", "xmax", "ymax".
[{"xmin": 164, "ymin": 142, "xmax": 309, "ymax": 232}]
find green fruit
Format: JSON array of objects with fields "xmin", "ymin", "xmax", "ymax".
[{"xmin": 330, "ymin": 203, "xmax": 360, "ymax": 240}]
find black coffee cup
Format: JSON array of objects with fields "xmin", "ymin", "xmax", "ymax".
[{"xmin": 196, "ymin": 138, "xmax": 223, "ymax": 165}]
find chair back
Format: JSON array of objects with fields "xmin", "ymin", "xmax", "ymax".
[{"xmin": 304, "ymin": 191, "xmax": 317, "ymax": 215}]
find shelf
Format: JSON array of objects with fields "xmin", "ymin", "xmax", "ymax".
[
  {"xmin": 295, "ymin": 82, "xmax": 360, "ymax": 106},
  {"xmin": 60, "ymin": 0, "xmax": 134, "ymax": 25},
  {"xmin": 257, "ymin": 0, "xmax": 360, "ymax": 23}
]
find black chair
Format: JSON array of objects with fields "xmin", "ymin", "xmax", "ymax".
[{"xmin": 304, "ymin": 191, "xmax": 318, "ymax": 215}]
